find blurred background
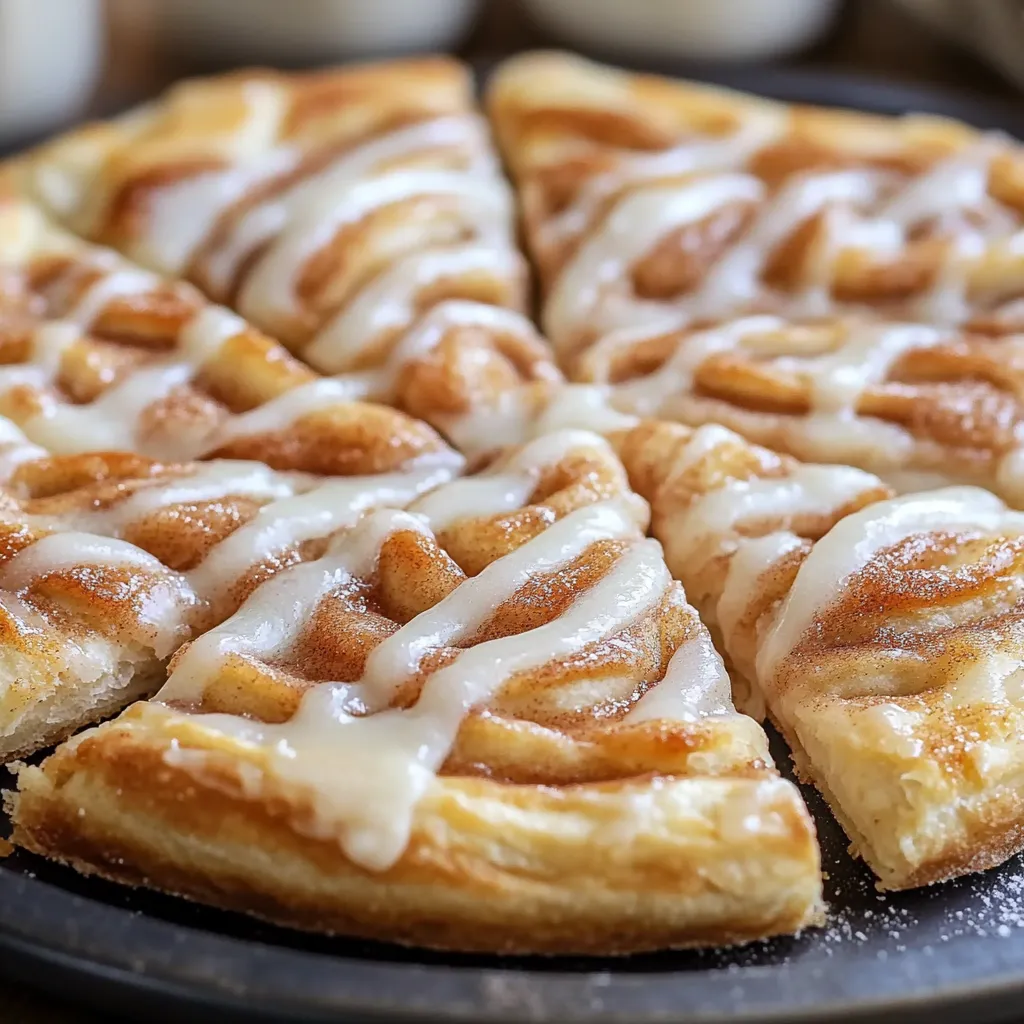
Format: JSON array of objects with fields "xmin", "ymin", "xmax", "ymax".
[{"xmin": 2, "ymin": 0, "xmax": 1024, "ymax": 152}]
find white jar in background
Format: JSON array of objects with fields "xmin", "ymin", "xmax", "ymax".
[
  {"xmin": 160, "ymin": 0, "xmax": 482, "ymax": 65},
  {"xmin": 522, "ymin": 0, "xmax": 842, "ymax": 62},
  {"xmin": 0, "ymin": 0, "xmax": 103, "ymax": 143}
]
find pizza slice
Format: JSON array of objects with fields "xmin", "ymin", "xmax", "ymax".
[
  {"xmin": 487, "ymin": 51, "xmax": 1024, "ymax": 370},
  {"xmin": 622, "ymin": 417, "xmax": 1024, "ymax": 889},
  {"xmin": 11, "ymin": 430, "xmax": 822, "ymax": 954}
]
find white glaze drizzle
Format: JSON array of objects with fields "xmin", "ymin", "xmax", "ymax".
[
  {"xmin": 12, "ymin": 452, "xmax": 453, "ymax": 607},
  {"xmin": 717, "ymin": 531, "xmax": 804, "ymax": 644},
  {"xmin": 409, "ymin": 428, "xmax": 618, "ymax": 531},
  {"xmin": 670, "ymin": 461, "xmax": 879, "ymax": 572},
  {"xmin": 0, "ymin": 414, "xmax": 46, "ymax": 480},
  {"xmin": 67, "ymin": 268, "xmax": 163, "ymax": 327},
  {"xmin": 528, "ymin": 384, "xmax": 640, "ymax": 440},
  {"xmin": 22, "ymin": 362, "xmax": 196, "ymax": 455},
  {"xmin": 756, "ymin": 487, "xmax": 1024, "ymax": 685},
  {"xmin": 125, "ymin": 77, "xmax": 295, "ymax": 273},
  {"xmin": 238, "ymin": 169, "xmax": 513, "ymax": 328},
  {"xmin": 541, "ymin": 111, "xmax": 784, "ymax": 246},
  {"xmin": 595, "ymin": 316, "xmax": 954, "ymax": 471},
  {"xmin": 0, "ymin": 532, "xmax": 197, "ymax": 657},
  {"xmin": 547, "ymin": 139, "xmax": 1011, "ymax": 347},
  {"xmin": 0, "ymin": 321, "xmax": 84, "ymax": 393},
  {"xmin": 319, "ymin": 298, "xmax": 547, "ymax": 410},
  {"xmin": 141, "ymin": 151, "xmax": 299, "ymax": 275},
  {"xmin": 305, "ymin": 247, "xmax": 527, "ymax": 373},
  {"xmin": 185, "ymin": 465, "xmax": 451, "ymax": 603},
  {"xmin": 544, "ymin": 174, "xmax": 766, "ymax": 343},
  {"xmin": 10, "ymin": 296, "xmax": 247, "ymax": 458},
  {"xmin": 203, "ymin": 116, "xmax": 498, "ymax": 297},
  {"xmin": 158, "ymin": 498, "xmax": 675, "ymax": 870},
  {"xmin": 624, "ymin": 627, "xmax": 733, "ymax": 723},
  {"xmin": 29, "ymin": 461, "xmax": 301, "ymax": 537},
  {"xmin": 598, "ymin": 315, "xmax": 784, "ymax": 416}
]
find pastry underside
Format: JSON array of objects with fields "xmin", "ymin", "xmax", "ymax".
[
  {"xmin": 574, "ymin": 314, "xmax": 1024, "ymax": 507},
  {"xmin": 620, "ymin": 416, "xmax": 1024, "ymax": 890},
  {"xmin": 486, "ymin": 51, "xmax": 1024, "ymax": 369},
  {"xmin": 0, "ymin": 194, "xmax": 461, "ymax": 474},
  {"xmin": 12, "ymin": 430, "xmax": 822, "ymax": 954},
  {"xmin": 0, "ymin": 424, "xmax": 458, "ymax": 758}
]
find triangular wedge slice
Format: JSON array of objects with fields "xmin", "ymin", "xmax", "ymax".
[
  {"xmin": 486, "ymin": 51, "xmax": 1024, "ymax": 372},
  {"xmin": 0, "ymin": 195, "xmax": 460, "ymax": 474},
  {"xmin": 0, "ymin": 434, "xmax": 456, "ymax": 759},
  {"xmin": 12, "ymin": 429, "xmax": 822, "ymax": 954},
  {"xmin": 15, "ymin": 59, "xmax": 551, "ymax": 458},
  {"xmin": 621, "ymin": 417, "xmax": 1024, "ymax": 889}
]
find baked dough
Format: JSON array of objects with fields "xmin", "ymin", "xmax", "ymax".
[
  {"xmin": 12, "ymin": 429, "xmax": 822, "ymax": 953},
  {"xmin": 0, "ymin": 195, "xmax": 460, "ymax": 474},
  {"xmin": 0, "ymin": 455, "xmax": 198, "ymax": 759},
  {"xmin": 0, "ymin": 439, "xmax": 455, "ymax": 759},
  {"xmin": 487, "ymin": 51, "xmax": 1024, "ymax": 367},
  {"xmin": 621, "ymin": 417, "xmax": 1024, "ymax": 889},
  {"xmin": 574, "ymin": 314, "xmax": 1024, "ymax": 505},
  {"xmin": 18, "ymin": 59, "xmax": 536, "ymax": 452}
]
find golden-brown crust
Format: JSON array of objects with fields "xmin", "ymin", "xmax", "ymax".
[
  {"xmin": 625, "ymin": 417, "xmax": 1024, "ymax": 890},
  {"xmin": 13, "ymin": 704, "xmax": 821, "ymax": 955},
  {"xmin": 772, "ymin": 704, "xmax": 1024, "ymax": 892}
]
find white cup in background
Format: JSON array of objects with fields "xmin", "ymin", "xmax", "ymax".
[
  {"xmin": 522, "ymin": 0, "xmax": 841, "ymax": 62},
  {"xmin": 159, "ymin": 0, "xmax": 482, "ymax": 65},
  {"xmin": 0, "ymin": 0, "xmax": 103, "ymax": 144}
]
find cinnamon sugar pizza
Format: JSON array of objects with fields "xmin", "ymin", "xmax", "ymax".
[
  {"xmin": 11, "ymin": 430, "xmax": 822, "ymax": 954},
  {"xmin": 488, "ymin": 51, "xmax": 1024, "ymax": 368},
  {"xmin": 10, "ymin": 48, "xmax": 1024, "ymax": 950},
  {"xmin": 618, "ymin": 418, "xmax": 1024, "ymax": 890}
]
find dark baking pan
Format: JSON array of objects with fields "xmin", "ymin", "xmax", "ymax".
[
  {"xmin": 4, "ymin": 63, "xmax": 1024, "ymax": 1024},
  {"xmin": 5, "ymin": 732, "xmax": 1024, "ymax": 1024}
]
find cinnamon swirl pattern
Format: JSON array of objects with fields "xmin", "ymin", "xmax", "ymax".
[
  {"xmin": 576, "ymin": 315, "xmax": 1024, "ymax": 504},
  {"xmin": 488, "ymin": 51, "xmax": 1024, "ymax": 368},
  {"xmin": 0, "ymin": 440, "xmax": 455, "ymax": 758},
  {"xmin": 12, "ymin": 431, "xmax": 822, "ymax": 954},
  {"xmin": 626, "ymin": 419, "xmax": 1024, "ymax": 889},
  {"xmin": 20, "ymin": 59, "xmax": 548, "ymax": 455},
  {"xmin": 0, "ymin": 196, "xmax": 460, "ymax": 474}
]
